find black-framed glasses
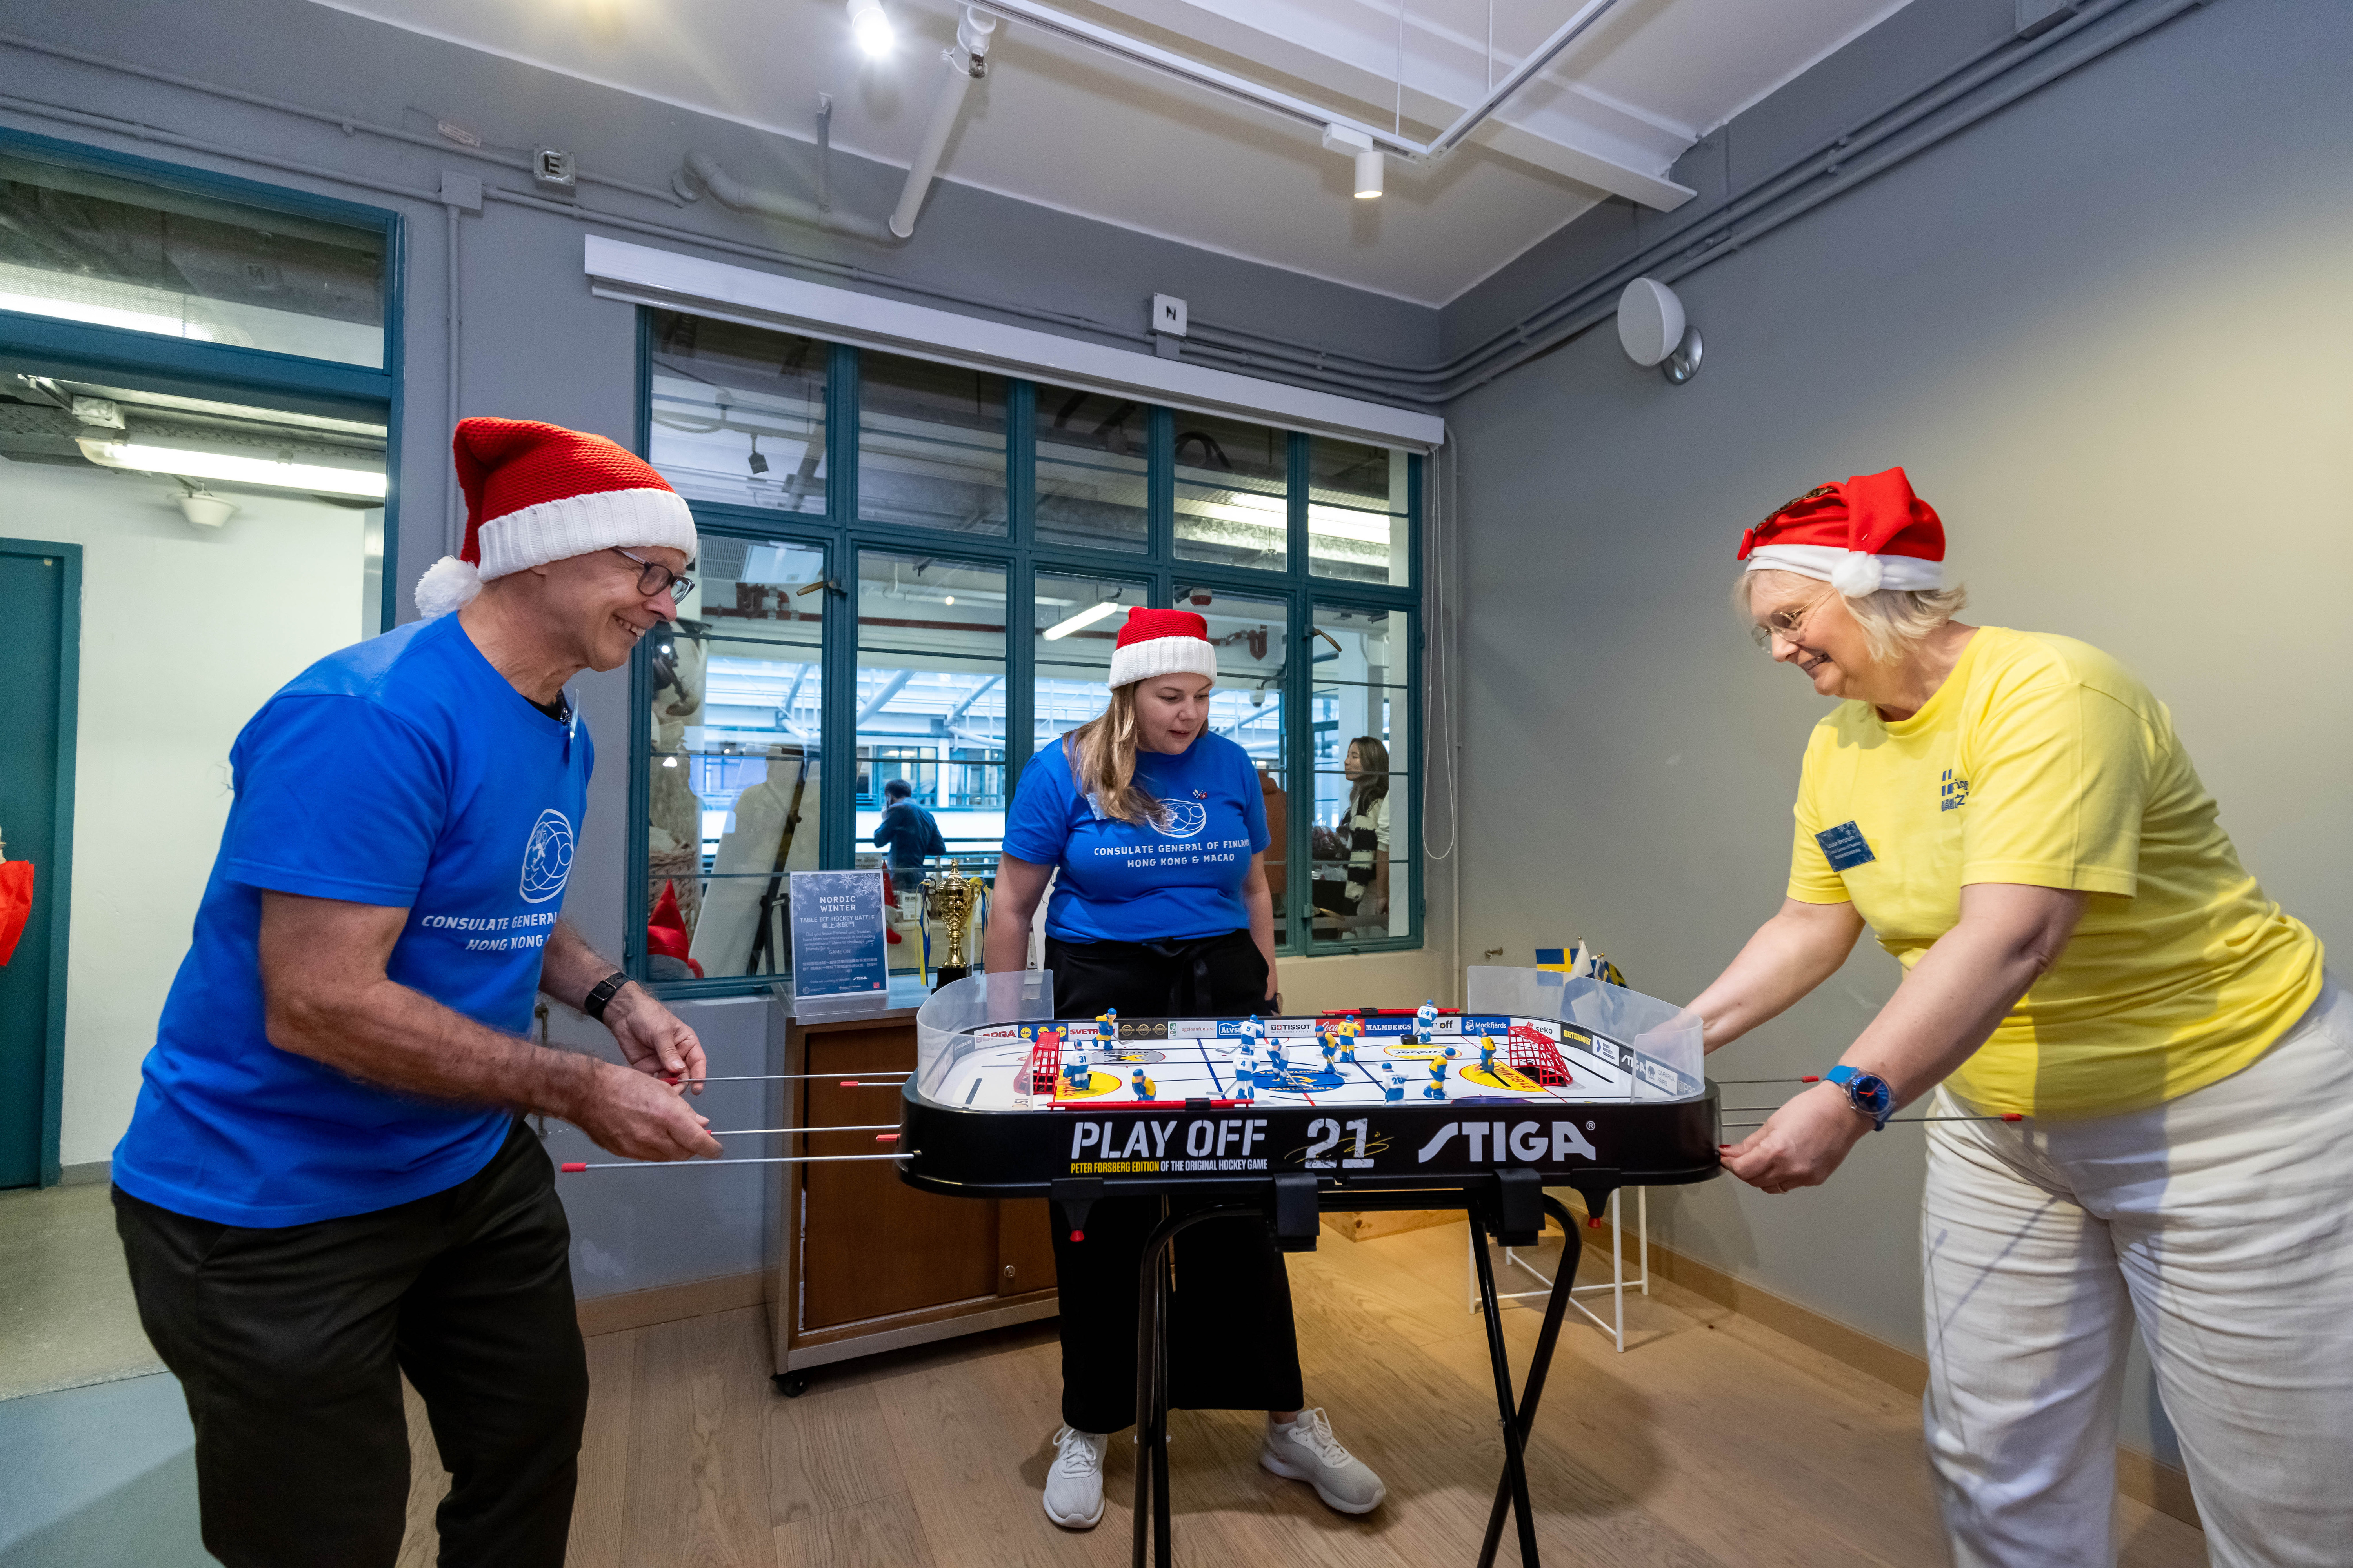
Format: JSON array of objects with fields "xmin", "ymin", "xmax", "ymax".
[
  {"xmin": 612, "ymin": 547, "xmax": 693, "ymax": 602},
  {"xmin": 1749, "ymin": 585, "xmax": 1835, "ymax": 650}
]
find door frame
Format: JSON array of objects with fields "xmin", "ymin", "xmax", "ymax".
[{"xmin": 3, "ymin": 538, "xmax": 81, "ymax": 1187}]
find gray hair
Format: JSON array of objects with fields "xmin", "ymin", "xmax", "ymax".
[{"xmin": 1735, "ymin": 572, "xmax": 1969, "ymax": 666}]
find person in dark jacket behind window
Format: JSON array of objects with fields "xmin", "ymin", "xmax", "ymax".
[{"xmin": 872, "ymin": 778, "xmax": 947, "ymax": 891}]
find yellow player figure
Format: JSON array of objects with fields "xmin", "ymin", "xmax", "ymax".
[
  {"xmin": 1477, "ymin": 1035, "xmax": 1498, "ymax": 1078},
  {"xmin": 1424, "ymin": 1046, "xmax": 1457, "ymax": 1099},
  {"xmin": 1319, "ymin": 1030, "xmax": 1339, "ymax": 1072}
]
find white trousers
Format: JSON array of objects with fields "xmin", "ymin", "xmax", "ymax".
[{"xmin": 1922, "ymin": 981, "xmax": 2353, "ymax": 1568}]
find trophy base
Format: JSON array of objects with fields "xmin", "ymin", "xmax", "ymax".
[{"xmin": 933, "ymin": 965, "xmax": 972, "ymax": 988}]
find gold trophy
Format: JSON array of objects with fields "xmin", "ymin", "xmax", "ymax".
[{"xmin": 921, "ymin": 863, "xmax": 981, "ymax": 987}]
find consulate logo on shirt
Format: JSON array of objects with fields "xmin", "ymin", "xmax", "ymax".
[
  {"xmin": 1156, "ymin": 799, "xmax": 1210, "ymax": 840},
  {"xmin": 520, "ymin": 808, "xmax": 576, "ymax": 903},
  {"xmin": 1940, "ymin": 769, "xmax": 1971, "ymax": 812}
]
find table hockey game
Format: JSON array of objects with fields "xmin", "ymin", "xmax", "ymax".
[{"xmin": 896, "ymin": 971, "xmax": 1724, "ymax": 1568}]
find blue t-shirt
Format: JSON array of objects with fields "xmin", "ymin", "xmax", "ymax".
[
  {"xmin": 1002, "ymin": 732, "xmax": 1269, "ymax": 943},
  {"xmin": 111, "ymin": 614, "xmax": 593, "ymax": 1228}
]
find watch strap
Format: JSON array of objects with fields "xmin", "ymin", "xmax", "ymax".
[
  {"xmin": 1826, "ymin": 1064, "xmax": 1895, "ymax": 1130},
  {"xmin": 584, "ymin": 970, "xmax": 632, "ymax": 1023}
]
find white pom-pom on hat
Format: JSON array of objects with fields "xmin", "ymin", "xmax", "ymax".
[
  {"xmin": 1828, "ymin": 551, "xmax": 1884, "ymax": 597},
  {"xmin": 415, "ymin": 555, "xmax": 483, "ymax": 618}
]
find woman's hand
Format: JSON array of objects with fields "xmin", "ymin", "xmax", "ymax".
[{"xmin": 1719, "ymin": 1081, "xmax": 1872, "ymax": 1194}]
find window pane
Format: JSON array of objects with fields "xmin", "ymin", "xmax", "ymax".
[
  {"xmin": 1173, "ymin": 414, "xmax": 1288, "ymax": 572},
  {"xmin": 651, "ymin": 536, "xmax": 826, "ymax": 981},
  {"xmin": 858, "ymin": 552, "xmax": 1007, "ymax": 967},
  {"xmin": 1036, "ymin": 387, "xmax": 1148, "ymax": 552},
  {"xmin": 1308, "ymin": 438, "xmax": 1411, "ymax": 587},
  {"xmin": 646, "ymin": 312, "xmax": 828, "ymax": 514},
  {"xmin": 1177, "ymin": 585, "xmax": 1289, "ymax": 934},
  {"xmin": 859, "ymin": 352, "xmax": 1007, "ymax": 535},
  {"xmin": 0, "ymin": 152, "xmax": 387, "ymax": 367},
  {"xmin": 1310, "ymin": 605, "xmax": 1411, "ymax": 944},
  {"xmin": 1034, "ymin": 573, "xmax": 1147, "ymax": 748}
]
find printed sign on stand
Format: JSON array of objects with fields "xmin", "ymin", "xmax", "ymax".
[{"xmin": 788, "ymin": 870, "xmax": 889, "ymax": 1004}]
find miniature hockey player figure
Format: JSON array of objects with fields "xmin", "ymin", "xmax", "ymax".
[
  {"xmin": 1267, "ymin": 1036, "xmax": 1288, "ymax": 1077},
  {"xmin": 1380, "ymin": 1063, "xmax": 1405, "ymax": 1102},
  {"xmin": 1067, "ymin": 1033, "xmax": 1094, "ymax": 1092},
  {"xmin": 1131, "ymin": 1066, "xmax": 1151, "ymax": 1100},
  {"xmin": 1424, "ymin": 1046, "xmax": 1457, "ymax": 1100},
  {"xmin": 1239, "ymin": 1014, "xmax": 1266, "ymax": 1048},
  {"xmin": 1234, "ymin": 1072, "xmax": 1256, "ymax": 1105},
  {"xmin": 1478, "ymin": 1035, "xmax": 1499, "ymax": 1078},
  {"xmin": 1096, "ymin": 1009, "xmax": 1120, "ymax": 1049},
  {"xmin": 1415, "ymin": 998, "xmax": 1440, "ymax": 1045},
  {"xmin": 1319, "ymin": 1031, "xmax": 1339, "ymax": 1072},
  {"xmin": 1337, "ymin": 1026, "xmax": 1358, "ymax": 1065}
]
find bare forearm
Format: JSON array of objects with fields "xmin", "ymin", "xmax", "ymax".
[
  {"xmin": 982, "ymin": 901, "xmax": 1032, "ymax": 973},
  {"xmin": 1839, "ymin": 910, "xmax": 2069, "ymax": 1107},
  {"xmin": 268, "ymin": 979, "xmax": 601, "ymax": 1118},
  {"xmin": 1689, "ymin": 901, "xmax": 1863, "ymax": 1050}
]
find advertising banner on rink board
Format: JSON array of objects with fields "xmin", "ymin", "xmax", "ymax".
[{"xmin": 788, "ymin": 870, "xmax": 889, "ymax": 1002}]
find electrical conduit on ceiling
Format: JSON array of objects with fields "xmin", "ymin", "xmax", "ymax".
[
  {"xmin": 0, "ymin": 0, "xmax": 2208, "ymax": 411},
  {"xmin": 679, "ymin": 6, "xmax": 996, "ymax": 245}
]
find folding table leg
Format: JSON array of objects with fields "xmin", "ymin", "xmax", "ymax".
[{"xmin": 1476, "ymin": 1195, "xmax": 1587, "ymax": 1568}]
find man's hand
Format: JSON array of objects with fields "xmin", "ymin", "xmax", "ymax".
[
  {"xmin": 603, "ymin": 983, "xmax": 708, "ymax": 1094},
  {"xmin": 565, "ymin": 1060, "xmax": 722, "ymax": 1163},
  {"xmin": 1720, "ymin": 1081, "xmax": 1872, "ymax": 1194}
]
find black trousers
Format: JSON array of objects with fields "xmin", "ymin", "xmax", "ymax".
[
  {"xmin": 1046, "ymin": 930, "xmax": 1305, "ymax": 1433},
  {"xmin": 113, "ymin": 1119, "xmax": 588, "ymax": 1568}
]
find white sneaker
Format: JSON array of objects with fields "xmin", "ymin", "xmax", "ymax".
[
  {"xmin": 1043, "ymin": 1425, "xmax": 1109, "ymax": 1529},
  {"xmin": 1260, "ymin": 1408, "xmax": 1386, "ymax": 1514}
]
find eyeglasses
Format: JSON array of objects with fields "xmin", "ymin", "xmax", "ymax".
[
  {"xmin": 612, "ymin": 547, "xmax": 693, "ymax": 603},
  {"xmin": 1749, "ymin": 586, "xmax": 1835, "ymax": 650}
]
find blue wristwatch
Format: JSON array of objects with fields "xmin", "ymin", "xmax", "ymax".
[{"xmin": 1825, "ymin": 1065, "xmax": 1895, "ymax": 1130}]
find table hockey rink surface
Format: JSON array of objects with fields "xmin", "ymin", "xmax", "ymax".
[{"xmin": 922, "ymin": 1012, "xmax": 1669, "ymax": 1111}]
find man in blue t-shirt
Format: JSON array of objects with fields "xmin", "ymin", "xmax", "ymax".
[{"xmin": 111, "ymin": 420, "xmax": 717, "ymax": 1568}]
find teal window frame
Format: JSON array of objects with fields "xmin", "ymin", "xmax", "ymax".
[{"xmin": 628, "ymin": 310, "xmax": 1423, "ymax": 997}]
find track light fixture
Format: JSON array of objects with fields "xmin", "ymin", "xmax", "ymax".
[
  {"xmin": 1321, "ymin": 124, "xmax": 1382, "ymax": 201},
  {"xmin": 847, "ymin": 0, "xmax": 894, "ymax": 57}
]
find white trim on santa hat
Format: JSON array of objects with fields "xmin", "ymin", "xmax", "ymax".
[
  {"xmin": 1108, "ymin": 631, "xmax": 1217, "ymax": 689},
  {"xmin": 1744, "ymin": 542, "xmax": 1944, "ymax": 596},
  {"xmin": 415, "ymin": 486, "xmax": 698, "ymax": 618}
]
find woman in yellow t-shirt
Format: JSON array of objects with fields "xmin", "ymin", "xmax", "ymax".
[{"xmin": 1689, "ymin": 468, "xmax": 2353, "ymax": 1567}]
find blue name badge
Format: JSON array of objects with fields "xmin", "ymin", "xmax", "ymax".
[{"xmin": 1815, "ymin": 820, "xmax": 1877, "ymax": 872}]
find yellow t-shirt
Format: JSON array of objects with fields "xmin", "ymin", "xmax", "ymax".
[{"xmin": 1786, "ymin": 626, "xmax": 2322, "ymax": 1118}]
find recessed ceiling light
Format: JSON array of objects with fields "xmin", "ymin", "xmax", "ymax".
[
  {"xmin": 78, "ymin": 438, "xmax": 387, "ymax": 498},
  {"xmin": 848, "ymin": 0, "xmax": 894, "ymax": 56}
]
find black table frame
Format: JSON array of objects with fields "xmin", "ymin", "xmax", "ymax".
[{"xmin": 1123, "ymin": 1174, "xmax": 1591, "ymax": 1568}]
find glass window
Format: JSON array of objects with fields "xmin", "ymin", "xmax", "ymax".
[
  {"xmin": 1308, "ymin": 604, "xmax": 1411, "ymax": 945},
  {"xmin": 645, "ymin": 312, "xmax": 828, "ymax": 514},
  {"xmin": 653, "ymin": 535, "xmax": 826, "ymax": 981},
  {"xmin": 857, "ymin": 552, "xmax": 1007, "ymax": 967},
  {"xmin": 858, "ymin": 352, "xmax": 1006, "ymax": 535},
  {"xmin": 0, "ymin": 151, "xmax": 387, "ymax": 367},
  {"xmin": 1033, "ymin": 572, "xmax": 1147, "ymax": 747},
  {"xmin": 1176, "ymin": 585, "xmax": 1289, "ymax": 930},
  {"xmin": 1309, "ymin": 437, "xmax": 1411, "ymax": 587},
  {"xmin": 1035, "ymin": 386, "xmax": 1149, "ymax": 553},
  {"xmin": 1173, "ymin": 414, "xmax": 1288, "ymax": 572}
]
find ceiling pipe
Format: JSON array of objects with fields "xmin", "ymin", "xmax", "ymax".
[
  {"xmin": 891, "ymin": 8, "xmax": 997, "ymax": 238},
  {"xmin": 682, "ymin": 148, "xmax": 899, "ymax": 244}
]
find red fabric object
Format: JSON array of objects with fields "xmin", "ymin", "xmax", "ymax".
[
  {"xmin": 451, "ymin": 418, "xmax": 679, "ymax": 565},
  {"xmin": 1114, "ymin": 607, "xmax": 1211, "ymax": 649},
  {"xmin": 647, "ymin": 879, "xmax": 704, "ymax": 978},
  {"xmin": 0, "ymin": 860, "xmax": 32, "ymax": 967},
  {"xmin": 1737, "ymin": 466, "xmax": 1944, "ymax": 568}
]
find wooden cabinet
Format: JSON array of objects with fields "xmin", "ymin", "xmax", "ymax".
[{"xmin": 772, "ymin": 1006, "xmax": 1058, "ymax": 1380}]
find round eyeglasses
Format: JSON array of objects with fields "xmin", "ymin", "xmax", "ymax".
[
  {"xmin": 1749, "ymin": 586, "xmax": 1835, "ymax": 651},
  {"xmin": 612, "ymin": 547, "xmax": 693, "ymax": 603}
]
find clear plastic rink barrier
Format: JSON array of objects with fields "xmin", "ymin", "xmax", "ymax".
[
  {"xmin": 1466, "ymin": 967, "xmax": 1707, "ymax": 1101},
  {"xmin": 915, "ymin": 970, "xmax": 1056, "ymax": 1102}
]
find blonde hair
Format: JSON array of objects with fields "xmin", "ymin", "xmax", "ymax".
[
  {"xmin": 1734, "ymin": 571, "xmax": 1970, "ymax": 666},
  {"xmin": 1065, "ymin": 685, "xmax": 1164, "ymax": 828}
]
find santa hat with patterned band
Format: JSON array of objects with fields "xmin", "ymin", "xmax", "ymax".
[
  {"xmin": 1108, "ymin": 608, "xmax": 1218, "ymax": 689},
  {"xmin": 1737, "ymin": 466, "xmax": 1944, "ymax": 596},
  {"xmin": 415, "ymin": 418, "xmax": 700, "ymax": 618}
]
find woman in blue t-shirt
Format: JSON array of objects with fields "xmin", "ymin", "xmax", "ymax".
[{"xmin": 986, "ymin": 608, "xmax": 1386, "ymax": 1531}]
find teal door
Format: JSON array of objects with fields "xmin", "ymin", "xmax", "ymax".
[{"xmin": 1, "ymin": 539, "xmax": 78, "ymax": 1189}]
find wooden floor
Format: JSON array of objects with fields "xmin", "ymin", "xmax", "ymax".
[{"xmin": 398, "ymin": 1220, "xmax": 2208, "ymax": 1567}]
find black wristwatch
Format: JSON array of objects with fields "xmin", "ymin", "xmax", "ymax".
[{"xmin": 583, "ymin": 970, "xmax": 633, "ymax": 1023}]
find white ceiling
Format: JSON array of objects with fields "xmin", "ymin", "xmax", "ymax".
[{"xmin": 310, "ymin": 0, "xmax": 1914, "ymax": 304}]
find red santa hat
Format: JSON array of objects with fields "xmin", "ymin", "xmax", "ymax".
[
  {"xmin": 1108, "ymin": 608, "xmax": 1218, "ymax": 689},
  {"xmin": 415, "ymin": 418, "xmax": 699, "ymax": 618},
  {"xmin": 1736, "ymin": 466, "xmax": 1945, "ymax": 596}
]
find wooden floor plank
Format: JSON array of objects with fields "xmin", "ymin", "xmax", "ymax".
[
  {"xmin": 768, "ymin": 1361, "xmax": 908, "ymax": 1526},
  {"xmin": 773, "ymin": 1490, "xmax": 939, "ymax": 1568},
  {"xmin": 565, "ymin": 1328, "xmax": 640, "ymax": 1568},
  {"xmin": 622, "ymin": 1306, "xmax": 779, "ymax": 1568}
]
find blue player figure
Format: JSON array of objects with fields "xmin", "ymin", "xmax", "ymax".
[
  {"xmin": 1380, "ymin": 1063, "xmax": 1405, "ymax": 1102},
  {"xmin": 1233, "ymin": 1072, "xmax": 1256, "ymax": 1105},
  {"xmin": 1424, "ymin": 1046, "xmax": 1457, "ymax": 1100},
  {"xmin": 1267, "ymin": 1037, "xmax": 1288, "ymax": 1079},
  {"xmin": 1415, "ymin": 998, "xmax": 1440, "ymax": 1045},
  {"xmin": 1131, "ymin": 1066, "xmax": 1151, "ymax": 1100}
]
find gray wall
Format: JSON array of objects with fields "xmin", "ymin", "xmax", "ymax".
[
  {"xmin": 3, "ymin": 1, "xmax": 1441, "ymax": 1297},
  {"xmin": 1443, "ymin": 0, "xmax": 2353, "ymax": 1464}
]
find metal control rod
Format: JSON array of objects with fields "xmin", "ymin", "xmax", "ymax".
[{"xmin": 560, "ymin": 1149, "xmax": 912, "ymax": 1172}]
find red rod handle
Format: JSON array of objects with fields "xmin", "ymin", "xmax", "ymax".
[
  {"xmin": 875, "ymin": 1133, "xmax": 899, "ymax": 1144},
  {"xmin": 561, "ymin": 1162, "xmax": 586, "ymax": 1173}
]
